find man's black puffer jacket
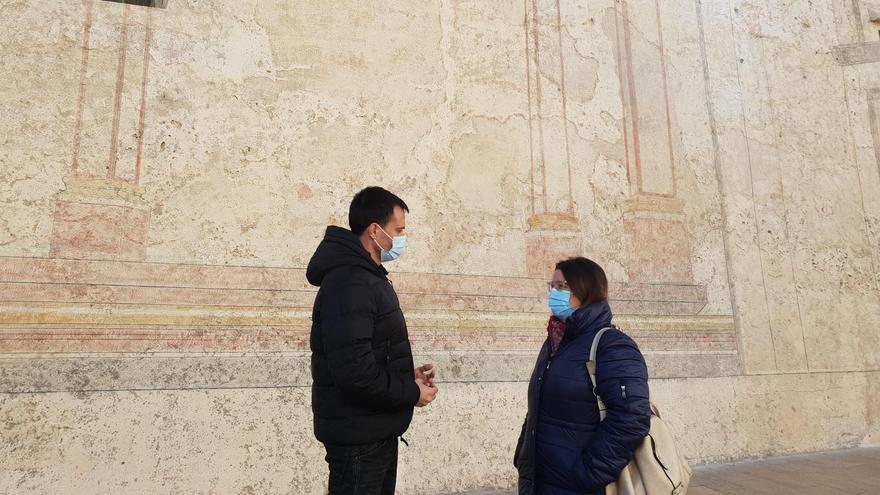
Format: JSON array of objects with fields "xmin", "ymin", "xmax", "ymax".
[{"xmin": 307, "ymin": 226, "xmax": 420, "ymax": 446}]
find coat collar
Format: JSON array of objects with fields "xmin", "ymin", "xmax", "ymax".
[{"xmin": 562, "ymin": 301, "xmax": 613, "ymax": 341}]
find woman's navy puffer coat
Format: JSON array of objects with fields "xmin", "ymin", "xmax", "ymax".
[{"xmin": 514, "ymin": 301, "xmax": 651, "ymax": 495}]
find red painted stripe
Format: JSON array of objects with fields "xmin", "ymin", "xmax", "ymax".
[
  {"xmin": 133, "ymin": 9, "xmax": 153, "ymax": 185},
  {"xmin": 107, "ymin": 5, "xmax": 130, "ymax": 179},
  {"xmin": 70, "ymin": 0, "xmax": 94, "ymax": 177},
  {"xmin": 523, "ymin": 0, "xmax": 536, "ymax": 216},
  {"xmin": 530, "ymin": 0, "xmax": 549, "ymax": 213},
  {"xmin": 655, "ymin": 0, "xmax": 677, "ymax": 197},
  {"xmin": 621, "ymin": 0, "xmax": 644, "ymax": 195},
  {"xmin": 613, "ymin": 2, "xmax": 633, "ymax": 192},
  {"xmin": 554, "ymin": 0, "xmax": 574, "ymax": 214}
]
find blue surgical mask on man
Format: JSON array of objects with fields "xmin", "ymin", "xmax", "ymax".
[
  {"xmin": 548, "ymin": 288, "xmax": 575, "ymax": 319},
  {"xmin": 374, "ymin": 224, "xmax": 406, "ymax": 262}
]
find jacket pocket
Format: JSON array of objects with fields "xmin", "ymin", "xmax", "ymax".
[
  {"xmin": 535, "ymin": 438, "xmax": 580, "ymax": 490},
  {"xmin": 620, "ymin": 379, "xmax": 649, "ymax": 399},
  {"xmin": 353, "ymin": 438, "xmax": 389, "ymax": 459},
  {"xmin": 620, "ymin": 379, "xmax": 650, "ymax": 413}
]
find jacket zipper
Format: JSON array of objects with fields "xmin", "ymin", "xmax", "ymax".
[{"xmin": 534, "ymin": 347, "xmax": 552, "ymax": 437}]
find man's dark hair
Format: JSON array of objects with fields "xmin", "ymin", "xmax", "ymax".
[
  {"xmin": 556, "ymin": 257, "xmax": 608, "ymax": 306},
  {"xmin": 348, "ymin": 187, "xmax": 410, "ymax": 235}
]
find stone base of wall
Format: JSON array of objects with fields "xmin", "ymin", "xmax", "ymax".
[{"xmin": 1, "ymin": 370, "xmax": 877, "ymax": 494}]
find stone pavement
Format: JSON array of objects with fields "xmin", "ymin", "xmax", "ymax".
[{"xmin": 453, "ymin": 447, "xmax": 880, "ymax": 494}]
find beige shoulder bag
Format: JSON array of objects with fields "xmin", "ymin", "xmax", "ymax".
[{"xmin": 588, "ymin": 327, "xmax": 692, "ymax": 495}]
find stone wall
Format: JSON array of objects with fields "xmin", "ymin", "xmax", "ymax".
[{"xmin": 0, "ymin": 0, "xmax": 878, "ymax": 493}]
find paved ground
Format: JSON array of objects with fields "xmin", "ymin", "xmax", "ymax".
[{"xmin": 454, "ymin": 447, "xmax": 880, "ymax": 494}]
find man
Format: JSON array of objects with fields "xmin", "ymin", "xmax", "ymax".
[{"xmin": 307, "ymin": 186, "xmax": 438, "ymax": 495}]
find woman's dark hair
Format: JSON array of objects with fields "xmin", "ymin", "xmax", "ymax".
[
  {"xmin": 556, "ymin": 257, "xmax": 608, "ymax": 306},
  {"xmin": 348, "ymin": 186, "xmax": 410, "ymax": 235}
]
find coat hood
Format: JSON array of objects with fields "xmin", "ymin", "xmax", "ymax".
[{"xmin": 306, "ymin": 226, "xmax": 387, "ymax": 286}]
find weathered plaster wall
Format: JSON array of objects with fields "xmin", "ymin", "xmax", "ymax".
[
  {"xmin": 705, "ymin": 0, "xmax": 880, "ymax": 376},
  {"xmin": 0, "ymin": 0, "xmax": 735, "ymax": 299},
  {"xmin": 1, "ymin": 0, "xmax": 879, "ymax": 493}
]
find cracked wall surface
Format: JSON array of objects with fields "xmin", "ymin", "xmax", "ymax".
[
  {"xmin": 0, "ymin": 0, "xmax": 735, "ymax": 297},
  {"xmin": 1, "ymin": 0, "xmax": 879, "ymax": 493}
]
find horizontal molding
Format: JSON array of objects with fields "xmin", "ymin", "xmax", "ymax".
[
  {"xmin": 0, "ymin": 350, "xmax": 742, "ymax": 393},
  {"xmin": 623, "ymin": 195, "xmax": 685, "ymax": 215},
  {"xmin": 0, "ymin": 255, "xmax": 734, "ymax": 389},
  {"xmin": 526, "ymin": 213, "xmax": 580, "ymax": 232},
  {"xmin": 0, "ymin": 303, "xmax": 732, "ymax": 327},
  {"xmin": 0, "ymin": 257, "xmax": 709, "ymax": 322},
  {"xmin": 0, "ymin": 301, "xmax": 735, "ymax": 354},
  {"xmin": 56, "ymin": 176, "xmax": 149, "ymax": 209},
  {"xmin": 0, "ymin": 257, "xmax": 707, "ymax": 306}
]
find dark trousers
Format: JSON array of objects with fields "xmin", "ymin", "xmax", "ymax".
[{"xmin": 324, "ymin": 438, "xmax": 399, "ymax": 495}]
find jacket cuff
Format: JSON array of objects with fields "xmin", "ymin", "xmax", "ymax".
[{"xmin": 406, "ymin": 377, "xmax": 421, "ymax": 406}]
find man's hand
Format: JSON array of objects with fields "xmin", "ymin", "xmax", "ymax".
[
  {"xmin": 415, "ymin": 363, "xmax": 436, "ymax": 387},
  {"xmin": 415, "ymin": 376, "xmax": 438, "ymax": 407}
]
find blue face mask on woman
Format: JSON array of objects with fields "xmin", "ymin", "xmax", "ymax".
[{"xmin": 548, "ymin": 288, "xmax": 575, "ymax": 319}]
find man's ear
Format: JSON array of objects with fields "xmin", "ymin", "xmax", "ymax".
[{"xmin": 364, "ymin": 223, "xmax": 378, "ymax": 241}]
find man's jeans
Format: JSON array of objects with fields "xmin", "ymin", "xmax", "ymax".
[{"xmin": 324, "ymin": 438, "xmax": 399, "ymax": 495}]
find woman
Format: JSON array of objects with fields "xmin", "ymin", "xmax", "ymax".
[{"xmin": 514, "ymin": 257, "xmax": 651, "ymax": 495}]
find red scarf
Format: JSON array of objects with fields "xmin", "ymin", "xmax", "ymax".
[{"xmin": 547, "ymin": 316, "xmax": 566, "ymax": 357}]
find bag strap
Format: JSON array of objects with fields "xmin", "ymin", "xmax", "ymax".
[{"xmin": 587, "ymin": 326, "xmax": 614, "ymax": 421}]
